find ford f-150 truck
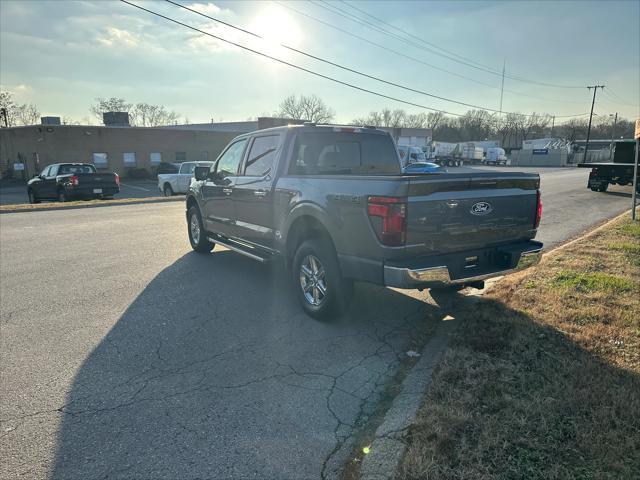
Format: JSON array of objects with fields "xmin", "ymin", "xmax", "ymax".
[
  {"xmin": 186, "ymin": 125, "xmax": 543, "ymax": 318},
  {"xmin": 27, "ymin": 163, "xmax": 120, "ymax": 203}
]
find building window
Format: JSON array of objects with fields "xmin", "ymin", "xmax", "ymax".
[
  {"xmin": 201, "ymin": 151, "xmax": 208, "ymax": 161},
  {"xmin": 93, "ymin": 152, "xmax": 108, "ymax": 168},
  {"xmin": 150, "ymin": 152, "xmax": 161, "ymax": 165},
  {"xmin": 175, "ymin": 152, "xmax": 186, "ymax": 162},
  {"xmin": 123, "ymin": 152, "xmax": 136, "ymax": 167}
]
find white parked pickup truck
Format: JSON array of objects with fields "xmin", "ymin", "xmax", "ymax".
[{"xmin": 157, "ymin": 162, "xmax": 213, "ymax": 196}]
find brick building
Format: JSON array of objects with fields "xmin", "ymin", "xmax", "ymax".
[{"xmin": 0, "ymin": 117, "xmax": 303, "ymax": 179}]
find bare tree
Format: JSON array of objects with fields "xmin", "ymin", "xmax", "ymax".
[
  {"xmin": 15, "ymin": 103, "xmax": 40, "ymax": 126},
  {"xmin": 0, "ymin": 91, "xmax": 17, "ymax": 126},
  {"xmin": 457, "ymin": 109, "xmax": 496, "ymax": 141},
  {"xmin": 130, "ymin": 103, "xmax": 180, "ymax": 127},
  {"xmin": 277, "ymin": 94, "xmax": 334, "ymax": 123},
  {"xmin": 425, "ymin": 111, "xmax": 444, "ymax": 130},
  {"xmin": 90, "ymin": 97, "xmax": 133, "ymax": 122}
]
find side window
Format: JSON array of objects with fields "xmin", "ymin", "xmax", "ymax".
[
  {"xmin": 48, "ymin": 165, "xmax": 59, "ymax": 177},
  {"xmin": 179, "ymin": 163, "xmax": 195, "ymax": 175},
  {"xmin": 40, "ymin": 166, "xmax": 50, "ymax": 177},
  {"xmin": 216, "ymin": 139, "xmax": 247, "ymax": 178},
  {"xmin": 243, "ymin": 135, "xmax": 279, "ymax": 176}
]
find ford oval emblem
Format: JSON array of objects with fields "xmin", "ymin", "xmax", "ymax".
[{"xmin": 470, "ymin": 201, "xmax": 493, "ymax": 215}]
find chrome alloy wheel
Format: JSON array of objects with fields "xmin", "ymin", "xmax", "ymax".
[
  {"xmin": 299, "ymin": 254, "xmax": 327, "ymax": 306},
  {"xmin": 190, "ymin": 214, "xmax": 201, "ymax": 245}
]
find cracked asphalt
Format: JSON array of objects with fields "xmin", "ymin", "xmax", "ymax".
[
  {"xmin": 0, "ymin": 204, "xmax": 442, "ymax": 480},
  {"xmin": 0, "ymin": 166, "xmax": 634, "ymax": 479}
]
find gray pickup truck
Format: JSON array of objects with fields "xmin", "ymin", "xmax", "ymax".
[{"xmin": 186, "ymin": 125, "xmax": 543, "ymax": 317}]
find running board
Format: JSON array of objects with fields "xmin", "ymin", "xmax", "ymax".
[{"xmin": 207, "ymin": 236, "xmax": 270, "ymax": 263}]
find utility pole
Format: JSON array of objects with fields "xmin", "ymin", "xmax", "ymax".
[
  {"xmin": 551, "ymin": 115, "xmax": 555, "ymax": 137},
  {"xmin": 609, "ymin": 112, "xmax": 618, "ymax": 160},
  {"xmin": 584, "ymin": 85, "xmax": 605, "ymax": 163},
  {"xmin": 499, "ymin": 59, "xmax": 505, "ymax": 115}
]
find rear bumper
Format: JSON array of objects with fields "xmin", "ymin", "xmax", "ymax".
[
  {"xmin": 64, "ymin": 186, "xmax": 120, "ymax": 198},
  {"xmin": 383, "ymin": 240, "xmax": 543, "ymax": 288}
]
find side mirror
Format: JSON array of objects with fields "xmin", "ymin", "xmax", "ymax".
[{"xmin": 194, "ymin": 165, "xmax": 210, "ymax": 181}]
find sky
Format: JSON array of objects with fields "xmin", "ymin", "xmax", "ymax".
[{"xmin": 1, "ymin": 0, "xmax": 639, "ymax": 125}]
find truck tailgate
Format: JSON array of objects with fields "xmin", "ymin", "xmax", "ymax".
[
  {"xmin": 405, "ymin": 173, "xmax": 539, "ymax": 254},
  {"xmin": 76, "ymin": 173, "xmax": 118, "ymax": 188}
]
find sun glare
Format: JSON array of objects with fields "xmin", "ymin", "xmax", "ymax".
[{"xmin": 248, "ymin": 6, "xmax": 302, "ymax": 56}]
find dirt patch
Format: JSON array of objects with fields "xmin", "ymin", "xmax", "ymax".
[{"xmin": 399, "ymin": 214, "xmax": 640, "ymax": 479}]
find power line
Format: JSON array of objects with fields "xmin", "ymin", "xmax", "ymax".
[
  {"xmin": 319, "ymin": 0, "xmax": 585, "ymax": 89},
  {"xmin": 338, "ymin": 0, "xmax": 503, "ymax": 73},
  {"xmin": 119, "ymin": 0, "xmax": 467, "ymax": 117},
  {"xmin": 120, "ymin": 1, "xmax": 591, "ymax": 121},
  {"xmin": 165, "ymin": 0, "xmax": 586, "ymax": 118},
  {"xmin": 274, "ymin": 1, "xmax": 587, "ymax": 106}
]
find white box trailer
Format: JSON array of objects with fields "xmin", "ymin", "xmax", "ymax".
[
  {"xmin": 431, "ymin": 141, "xmax": 458, "ymax": 158},
  {"xmin": 461, "ymin": 144, "xmax": 484, "ymax": 162}
]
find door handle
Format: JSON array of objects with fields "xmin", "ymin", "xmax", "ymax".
[
  {"xmin": 222, "ymin": 188, "xmax": 233, "ymax": 195},
  {"xmin": 253, "ymin": 190, "xmax": 268, "ymax": 197}
]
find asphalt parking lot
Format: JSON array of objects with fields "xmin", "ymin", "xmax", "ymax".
[{"xmin": 0, "ymin": 166, "xmax": 636, "ymax": 479}]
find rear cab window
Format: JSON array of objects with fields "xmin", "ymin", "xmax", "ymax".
[
  {"xmin": 288, "ymin": 131, "xmax": 400, "ymax": 175},
  {"xmin": 58, "ymin": 164, "xmax": 96, "ymax": 174}
]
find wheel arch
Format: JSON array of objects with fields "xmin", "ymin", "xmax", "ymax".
[{"xmin": 284, "ymin": 209, "xmax": 337, "ymax": 269}]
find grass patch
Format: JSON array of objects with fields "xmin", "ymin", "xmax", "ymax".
[
  {"xmin": 399, "ymin": 216, "xmax": 640, "ymax": 479},
  {"xmin": 552, "ymin": 270, "xmax": 637, "ymax": 292}
]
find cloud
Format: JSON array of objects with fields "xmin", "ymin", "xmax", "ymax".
[
  {"xmin": 95, "ymin": 27, "xmax": 139, "ymax": 48},
  {"xmin": 184, "ymin": 2, "xmax": 233, "ymax": 17}
]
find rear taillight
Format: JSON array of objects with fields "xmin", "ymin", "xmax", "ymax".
[
  {"xmin": 70, "ymin": 175, "xmax": 79, "ymax": 186},
  {"xmin": 114, "ymin": 173, "xmax": 120, "ymax": 186},
  {"xmin": 367, "ymin": 196, "xmax": 407, "ymax": 246},
  {"xmin": 534, "ymin": 190, "xmax": 542, "ymax": 228}
]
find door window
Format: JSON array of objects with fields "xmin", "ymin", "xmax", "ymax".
[
  {"xmin": 243, "ymin": 135, "xmax": 279, "ymax": 176},
  {"xmin": 216, "ymin": 139, "xmax": 247, "ymax": 178},
  {"xmin": 48, "ymin": 165, "xmax": 59, "ymax": 177},
  {"xmin": 40, "ymin": 166, "xmax": 50, "ymax": 177}
]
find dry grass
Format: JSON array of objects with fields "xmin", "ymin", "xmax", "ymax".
[{"xmin": 399, "ymin": 215, "xmax": 640, "ymax": 479}]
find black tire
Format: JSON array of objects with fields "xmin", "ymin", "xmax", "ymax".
[
  {"xmin": 597, "ymin": 183, "xmax": 609, "ymax": 192},
  {"xmin": 163, "ymin": 184, "xmax": 174, "ymax": 197},
  {"xmin": 57, "ymin": 188, "xmax": 68, "ymax": 202},
  {"xmin": 292, "ymin": 238, "xmax": 353, "ymax": 319},
  {"xmin": 187, "ymin": 206, "xmax": 214, "ymax": 253},
  {"xmin": 27, "ymin": 189, "xmax": 40, "ymax": 204}
]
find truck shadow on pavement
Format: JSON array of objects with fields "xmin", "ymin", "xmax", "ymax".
[{"xmin": 50, "ymin": 250, "xmax": 451, "ymax": 479}]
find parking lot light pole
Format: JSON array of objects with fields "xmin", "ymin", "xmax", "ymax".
[
  {"xmin": 609, "ymin": 113, "xmax": 617, "ymax": 161},
  {"xmin": 584, "ymin": 85, "xmax": 605, "ymax": 163}
]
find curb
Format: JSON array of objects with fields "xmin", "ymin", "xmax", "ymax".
[
  {"xmin": 360, "ymin": 316, "xmax": 460, "ymax": 480},
  {"xmin": 0, "ymin": 196, "xmax": 185, "ymax": 214}
]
